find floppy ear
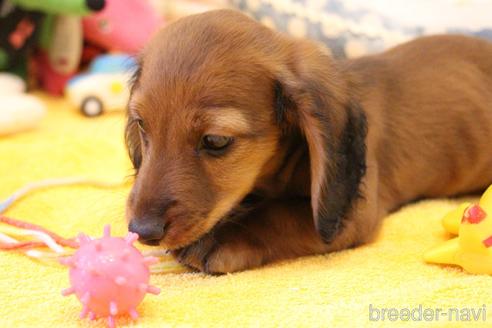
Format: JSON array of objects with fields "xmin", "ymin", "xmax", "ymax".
[{"xmin": 275, "ymin": 40, "xmax": 368, "ymax": 243}]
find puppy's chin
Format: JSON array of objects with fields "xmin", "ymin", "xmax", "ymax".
[
  {"xmin": 161, "ymin": 193, "xmax": 264, "ymax": 250},
  {"xmin": 160, "ymin": 212, "xmax": 226, "ymax": 250}
]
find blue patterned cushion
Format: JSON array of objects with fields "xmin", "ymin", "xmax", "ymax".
[{"xmin": 230, "ymin": 0, "xmax": 492, "ymax": 58}]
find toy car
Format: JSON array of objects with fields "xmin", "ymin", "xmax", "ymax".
[{"xmin": 65, "ymin": 54, "xmax": 136, "ymax": 117}]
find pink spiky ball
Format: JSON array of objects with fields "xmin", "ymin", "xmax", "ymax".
[{"xmin": 60, "ymin": 226, "xmax": 160, "ymax": 327}]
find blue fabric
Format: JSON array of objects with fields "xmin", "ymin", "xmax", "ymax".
[{"xmin": 231, "ymin": 0, "xmax": 492, "ymax": 58}]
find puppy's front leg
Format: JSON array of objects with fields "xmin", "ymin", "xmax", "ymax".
[
  {"xmin": 172, "ymin": 199, "xmax": 334, "ymax": 273},
  {"xmin": 173, "ymin": 160, "xmax": 382, "ymax": 274}
]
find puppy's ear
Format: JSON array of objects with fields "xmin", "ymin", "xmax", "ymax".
[
  {"xmin": 125, "ymin": 65, "xmax": 143, "ymax": 171},
  {"xmin": 276, "ymin": 40, "xmax": 367, "ymax": 243}
]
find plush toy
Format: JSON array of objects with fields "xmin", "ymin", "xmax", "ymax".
[
  {"xmin": 0, "ymin": 72, "xmax": 45, "ymax": 135},
  {"xmin": 33, "ymin": 14, "xmax": 85, "ymax": 95},
  {"xmin": 0, "ymin": 0, "xmax": 105, "ymax": 93},
  {"xmin": 0, "ymin": 0, "xmax": 105, "ymax": 69},
  {"xmin": 424, "ymin": 185, "xmax": 492, "ymax": 274},
  {"xmin": 82, "ymin": 0, "xmax": 163, "ymax": 54}
]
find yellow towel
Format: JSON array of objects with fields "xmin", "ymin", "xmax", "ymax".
[{"xmin": 1, "ymin": 94, "xmax": 491, "ymax": 327}]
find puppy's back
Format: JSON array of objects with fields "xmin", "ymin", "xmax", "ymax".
[
  {"xmin": 349, "ymin": 35, "xmax": 492, "ymax": 206},
  {"xmin": 385, "ymin": 34, "xmax": 492, "ymax": 76}
]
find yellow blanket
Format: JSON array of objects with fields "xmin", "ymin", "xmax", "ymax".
[{"xmin": 1, "ymin": 95, "xmax": 491, "ymax": 327}]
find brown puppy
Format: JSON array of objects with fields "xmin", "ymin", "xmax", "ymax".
[{"xmin": 126, "ymin": 9, "xmax": 492, "ymax": 273}]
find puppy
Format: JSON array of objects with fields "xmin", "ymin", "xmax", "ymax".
[{"xmin": 126, "ymin": 9, "xmax": 492, "ymax": 273}]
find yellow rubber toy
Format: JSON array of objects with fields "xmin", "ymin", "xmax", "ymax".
[
  {"xmin": 424, "ymin": 185, "xmax": 492, "ymax": 274},
  {"xmin": 441, "ymin": 202, "xmax": 471, "ymax": 235}
]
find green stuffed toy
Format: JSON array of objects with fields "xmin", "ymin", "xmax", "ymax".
[
  {"xmin": 0, "ymin": 0, "xmax": 104, "ymax": 134},
  {"xmin": 0, "ymin": 0, "xmax": 105, "ymax": 76}
]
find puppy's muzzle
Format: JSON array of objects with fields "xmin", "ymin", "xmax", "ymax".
[{"xmin": 128, "ymin": 217, "xmax": 167, "ymax": 245}]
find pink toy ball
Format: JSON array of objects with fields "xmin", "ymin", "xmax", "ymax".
[{"xmin": 60, "ymin": 225, "xmax": 160, "ymax": 327}]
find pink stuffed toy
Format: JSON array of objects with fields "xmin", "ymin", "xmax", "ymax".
[{"xmin": 82, "ymin": 0, "xmax": 163, "ymax": 54}]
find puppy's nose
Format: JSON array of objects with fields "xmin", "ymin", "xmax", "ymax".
[{"xmin": 128, "ymin": 218, "xmax": 166, "ymax": 245}]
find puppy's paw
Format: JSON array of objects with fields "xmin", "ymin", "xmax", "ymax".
[
  {"xmin": 172, "ymin": 230, "xmax": 265, "ymax": 274},
  {"xmin": 204, "ymin": 239, "xmax": 264, "ymax": 273}
]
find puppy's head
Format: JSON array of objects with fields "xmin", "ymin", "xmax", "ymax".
[{"xmin": 126, "ymin": 10, "xmax": 367, "ymax": 249}]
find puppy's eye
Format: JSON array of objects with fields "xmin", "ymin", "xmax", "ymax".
[
  {"xmin": 201, "ymin": 135, "xmax": 233, "ymax": 154},
  {"xmin": 136, "ymin": 119, "xmax": 149, "ymax": 147},
  {"xmin": 136, "ymin": 119, "xmax": 145, "ymax": 133}
]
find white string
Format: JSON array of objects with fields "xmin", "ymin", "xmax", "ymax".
[
  {"xmin": 5, "ymin": 228, "xmax": 66, "ymax": 253},
  {"xmin": 0, "ymin": 232, "xmax": 47, "ymax": 258},
  {"xmin": 0, "ymin": 177, "xmax": 125, "ymax": 214}
]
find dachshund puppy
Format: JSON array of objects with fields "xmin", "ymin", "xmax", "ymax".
[{"xmin": 126, "ymin": 9, "xmax": 492, "ymax": 273}]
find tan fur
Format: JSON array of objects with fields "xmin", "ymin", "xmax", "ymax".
[
  {"xmin": 206, "ymin": 108, "xmax": 251, "ymax": 134},
  {"xmin": 126, "ymin": 10, "xmax": 492, "ymax": 273}
]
